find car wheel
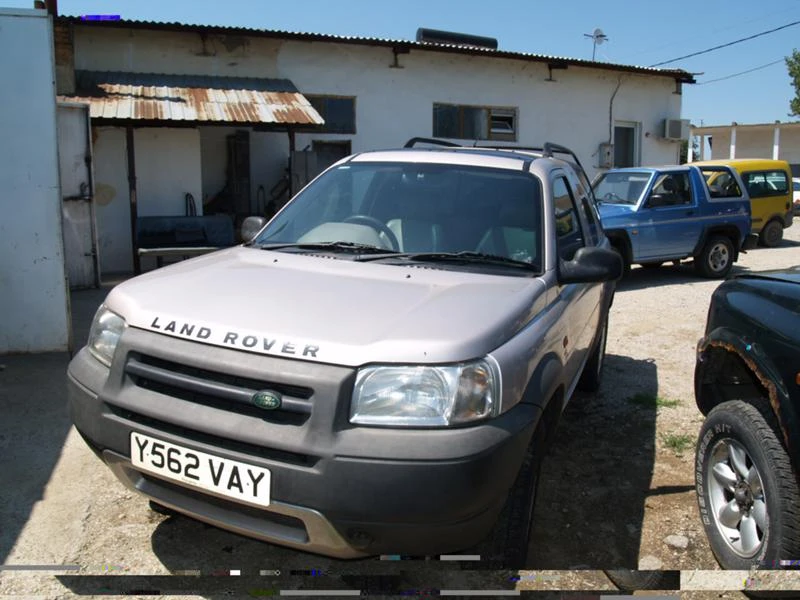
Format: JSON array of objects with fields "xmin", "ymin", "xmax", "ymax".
[
  {"xmin": 695, "ymin": 236, "xmax": 734, "ymax": 278},
  {"xmin": 639, "ymin": 262, "xmax": 663, "ymax": 269},
  {"xmin": 759, "ymin": 220, "xmax": 783, "ymax": 248},
  {"xmin": 696, "ymin": 401, "xmax": 800, "ymax": 570},
  {"xmin": 577, "ymin": 318, "xmax": 607, "ymax": 392},
  {"xmin": 471, "ymin": 423, "xmax": 547, "ymax": 568}
]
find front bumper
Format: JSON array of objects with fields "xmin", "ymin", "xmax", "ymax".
[{"xmin": 67, "ymin": 330, "xmax": 540, "ymax": 558}]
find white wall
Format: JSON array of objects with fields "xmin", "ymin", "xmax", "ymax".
[
  {"xmin": 135, "ymin": 128, "xmax": 202, "ymax": 216},
  {"xmin": 73, "ymin": 25, "xmax": 685, "ymax": 209},
  {"xmin": 276, "ymin": 42, "xmax": 682, "ymax": 178},
  {"xmin": 0, "ymin": 9, "xmax": 70, "ymax": 353}
]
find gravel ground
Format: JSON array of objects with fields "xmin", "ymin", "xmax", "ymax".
[{"xmin": 2, "ymin": 227, "xmax": 800, "ymax": 598}]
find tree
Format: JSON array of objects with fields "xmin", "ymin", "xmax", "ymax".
[
  {"xmin": 786, "ymin": 50, "xmax": 800, "ymax": 116},
  {"xmin": 680, "ymin": 137, "xmax": 700, "ymax": 164}
]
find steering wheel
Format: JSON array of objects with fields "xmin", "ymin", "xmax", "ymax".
[
  {"xmin": 602, "ymin": 192, "xmax": 624, "ymax": 203},
  {"xmin": 343, "ymin": 215, "xmax": 400, "ymax": 251}
]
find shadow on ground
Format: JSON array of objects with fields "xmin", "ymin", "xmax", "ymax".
[
  {"xmin": 0, "ymin": 285, "xmax": 111, "ymax": 565},
  {"xmin": 528, "ymin": 353, "xmax": 660, "ymax": 569}
]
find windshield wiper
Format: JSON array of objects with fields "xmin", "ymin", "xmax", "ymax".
[
  {"xmin": 356, "ymin": 250, "xmax": 539, "ymax": 270},
  {"xmin": 255, "ymin": 241, "xmax": 397, "ymax": 254}
]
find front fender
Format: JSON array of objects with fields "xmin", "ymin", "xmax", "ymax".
[{"xmin": 696, "ymin": 326, "xmax": 799, "ymax": 464}]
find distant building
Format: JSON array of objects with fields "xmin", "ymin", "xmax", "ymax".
[{"xmin": 690, "ymin": 121, "xmax": 800, "ymax": 175}]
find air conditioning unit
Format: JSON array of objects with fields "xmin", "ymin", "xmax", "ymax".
[{"xmin": 663, "ymin": 118, "xmax": 690, "ymax": 141}]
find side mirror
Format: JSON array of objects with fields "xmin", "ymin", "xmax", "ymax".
[
  {"xmin": 646, "ymin": 193, "xmax": 667, "ymax": 208},
  {"xmin": 558, "ymin": 246, "xmax": 623, "ymax": 284},
  {"xmin": 241, "ymin": 216, "xmax": 268, "ymax": 243}
]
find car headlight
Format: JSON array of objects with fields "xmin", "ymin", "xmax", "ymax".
[
  {"xmin": 87, "ymin": 305, "xmax": 126, "ymax": 367},
  {"xmin": 350, "ymin": 359, "xmax": 500, "ymax": 427}
]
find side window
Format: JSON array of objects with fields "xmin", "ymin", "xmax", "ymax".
[
  {"xmin": 702, "ymin": 168, "xmax": 742, "ymax": 198},
  {"xmin": 553, "ymin": 176, "xmax": 585, "ymax": 261},
  {"xmin": 647, "ymin": 172, "xmax": 692, "ymax": 207},
  {"xmin": 744, "ymin": 171, "xmax": 789, "ymax": 198}
]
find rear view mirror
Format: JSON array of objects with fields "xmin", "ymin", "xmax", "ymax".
[
  {"xmin": 558, "ymin": 246, "xmax": 622, "ymax": 284},
  {"xmin": 241, "ymin": 216, "xmax": 267, "ymax": 242}
]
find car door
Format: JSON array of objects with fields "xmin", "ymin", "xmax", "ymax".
[
  {"xmin": 634, "ymin": 170, "xmax": 701, "ymax": 260},
  {"xmin": 552, "ymin": 171, "xmax": 601, "ymax": 390}
]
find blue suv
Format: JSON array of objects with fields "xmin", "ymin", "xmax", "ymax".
[{"xmin": 592, "ymin": 165, "xmax": 754, "ymax": 278}]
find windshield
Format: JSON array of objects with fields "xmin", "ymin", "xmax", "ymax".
[
  {"xmin": 593, "ymin": 171, "xmax": 652, "ymax": 205},
  {"xmin": 254, "ymin": 161, "xmax": 543, "ymax": 270}
]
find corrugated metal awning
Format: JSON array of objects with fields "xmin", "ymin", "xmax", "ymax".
[{"xmin": 58, "ymin": 71, "xmax": 325, "ymax": 126}]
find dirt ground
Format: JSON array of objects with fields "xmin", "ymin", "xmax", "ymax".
[{"xmin": 3, "ymin": 227, "xmax": 800, "ymax": 598}]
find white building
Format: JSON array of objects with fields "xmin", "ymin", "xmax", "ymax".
[
  {"xmin": 54, "ymin": 17, "xmax": 695, "ymax": 276},
  {"xmin": 690, "ymin": 121, "xmax": 800, "ymax": 175},
  {"xmin": 0, "ymin": 8, "xmax": 70, "ymax": 353}
]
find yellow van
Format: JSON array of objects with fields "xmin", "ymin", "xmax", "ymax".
[{"xmin": 693, "ymin": 158, "xmax": 793, "ymax": 247}]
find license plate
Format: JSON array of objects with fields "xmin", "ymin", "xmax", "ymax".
[{"xmin": 130, "ymin": 432, "xmax": 271, "ymax": 507}]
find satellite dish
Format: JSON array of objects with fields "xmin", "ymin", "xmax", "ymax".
[
  {"xmin": 583, "ymin": 27, "xmax": 609, "ymax": 60},
  {"xmin": 593, "ymin": 28, "xmax": 606, "ymax": 45}
]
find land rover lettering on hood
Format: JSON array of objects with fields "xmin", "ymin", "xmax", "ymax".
[{"xmin": 67, "ymin": 138, "xmax": 621, "ymax": 567}]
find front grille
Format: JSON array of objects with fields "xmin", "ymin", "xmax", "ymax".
[
  {"xmin": 108, "ymin": 403, "xmax": 319, "ymax": 467},
  {"xmin": 125, "ymin": 353, "xmax": 313, "ymax": 426}
]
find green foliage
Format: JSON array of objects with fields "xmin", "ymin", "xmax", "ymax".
[
  {"xmin": 661, "ymin": 433, "xmax": 694, "ymax": 454},
  {"xmin": 627, "ymin": 392, "xmax": 680, "ymax": 408},
  {"xmin": 786, "ymin": 50, "xmax": 800, "ymax": 117},
  {"xmin": 680, "ymin": 138, "xmax": 699, "ymax": 164}
]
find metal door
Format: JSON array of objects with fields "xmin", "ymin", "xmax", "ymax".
[{"xmin": 58, "ymin": 103, "xmax": 99, "ymax": 289}]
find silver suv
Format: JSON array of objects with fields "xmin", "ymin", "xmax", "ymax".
[{"xmin": 67, "ymin": 138, "xmax": 621, "ymax": 567}]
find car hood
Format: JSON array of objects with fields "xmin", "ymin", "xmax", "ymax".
[
  {"xmin": 733, "ymin": 268, "xmax": 800, "ymax": 286},
  {"xmin": 105, "ymin": 247, "xmax": 548, "ymax": 367},
  {"xmin": 597, "ymin": 203, "xmax": 636, "ymax": 219}
]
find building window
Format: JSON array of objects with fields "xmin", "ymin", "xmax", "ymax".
[
  {"xmin": 433, "ymin": 103, "xmax": 517, "ymax": 141},
  {"xmin": 306, "ymin": 95, "xmax": 356, "ymax": 134}
]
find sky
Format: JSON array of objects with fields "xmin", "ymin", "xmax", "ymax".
[{"xmin": 9, "ymin": 0, "xmax": 800, "ymax": 126}]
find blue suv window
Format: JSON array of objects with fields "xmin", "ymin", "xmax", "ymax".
[{"xmin": 646, "ymin": 172, "xmax": 692, "ymax": 207}]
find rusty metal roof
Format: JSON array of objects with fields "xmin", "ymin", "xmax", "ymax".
[
  {"xmin": 56, "ymin": 16, "xmax": 695, "ymax": 84},
  {"xmin": 58, "ymin": 71, "xmax": 325, "ymax": 125}
]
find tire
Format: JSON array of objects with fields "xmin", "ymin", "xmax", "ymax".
[
  {"xmin": 695, "ymin": 401, "xmax": 800, "ymax": 570},
  {"xmin": 759, "ymin": 220, "xmax": 784, "ymax": 248},
  {"xmin": 611, "ymin": 244, "xmax": 631, "ymax": 277},
  {"xmin": 604, "ymin": 570, "xmax": 679, "ymax": 591},
  {"xmin": 471, "ymin": 424, "xmax": 547, "ymax": 568},
  {"xmin": 694, "ymin": 236, "xmax": 734, "ymax": 278},
  {"xmin": 577, "ymin": 318, "xmax": 607, "ymax": 392},
  {"xmin": 639, "ymin": 262, "xmax": 663, "ymax": 269}
]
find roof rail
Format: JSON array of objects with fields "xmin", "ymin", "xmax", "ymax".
[
  {"xmin": 476, "ymin": 142, "xmax": 587, "ymax": 175},
  {"xmin": 404, "ymin": 137, "xmax": 462, "ymax": 148}
]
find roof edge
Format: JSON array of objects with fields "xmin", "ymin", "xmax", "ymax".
[{"xmin": 56, "ymin": 16, "xmax": 696, "ymax": 84}]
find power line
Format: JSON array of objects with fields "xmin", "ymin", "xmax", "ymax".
[
  {"xmin": 649, "ymin": 20, "xmax": 800, "ymax": 67},
  {"xmin": 696, "ymin": 58, "xmax": 786, "ymax": 85}
]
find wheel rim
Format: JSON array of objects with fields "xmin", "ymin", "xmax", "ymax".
[
  {"xmin": 765, "ymin": 223, "xmax": 781, "ymax": 246},
  {"xmin": 706, "ymin": 438, "xmax": 768, "ymax": 557},
  {"xmin": 707, "ymin": 242, "xmax": 730, "ymax": 273}
]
